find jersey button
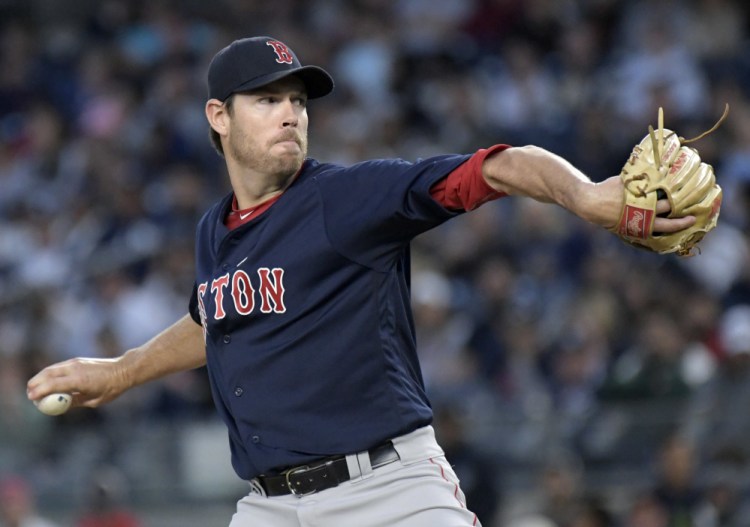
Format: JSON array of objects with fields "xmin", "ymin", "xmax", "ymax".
[
  {"xmin": 223, "ymin": 334, "xmax": 231, "ymax": 344},
  {"xmin": 222, "ymin": 263, "xmax": 230, "ymax": 271},
  {"xmin": 234, "ymin": 387, "xmax": 243, "ymax": 397},
  {"xmin": 251, "ymin": 435, "xmax": 260, "ymax": 444}
]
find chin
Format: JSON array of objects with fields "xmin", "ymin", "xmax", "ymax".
[{"xmin": 275, "ymin": 156, "xmax": 304, "ymax": 177}]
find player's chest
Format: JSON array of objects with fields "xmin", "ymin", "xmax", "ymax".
[{"xmin": 194, "ymin": 203, "xmax": 358, "ymax": 325}]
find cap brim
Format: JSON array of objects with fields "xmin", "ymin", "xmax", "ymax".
[{"xmin": 230, "ymin": 65, "xmax": 334, "ymax": 100}]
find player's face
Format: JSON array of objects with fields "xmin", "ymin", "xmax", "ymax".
[{"xmin": 226, "ymin": 76, "xmax": 309, "ymax": 178}]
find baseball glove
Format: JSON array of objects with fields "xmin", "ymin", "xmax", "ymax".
[{"xmin": 610, "ymin": 105, "xmax": 728, "ymax": 256}]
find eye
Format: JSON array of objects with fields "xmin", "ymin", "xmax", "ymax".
[{"xmin": 293, "ymin": 96, "xmax": 307, "ymax": 107}]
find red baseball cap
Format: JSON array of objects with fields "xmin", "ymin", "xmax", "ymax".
[{"xmin": 207, "ymin": 36, "xmax": 334, "ymax": 102}]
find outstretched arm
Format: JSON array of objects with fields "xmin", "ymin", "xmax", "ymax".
[
  {"xmin": 482, "ymin": 145, "xmax": 696, "ymax": 233},
  {"xmin": 27, "ymin": 314, "xmax": 206, "ymax": 409}
]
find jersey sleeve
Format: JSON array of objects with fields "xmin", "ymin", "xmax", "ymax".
[
  {"xmin": 314, "ymin": 154, "xmax": 472, "ymax": 271},
  {"xmin": 430, "ymin": 144, "xmax": 509, "ymax": 211}
]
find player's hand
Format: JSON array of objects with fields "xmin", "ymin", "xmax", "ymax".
[
  {"xmin": 591, "ymin": 175, "xmax": 696, "ymax": 233},
  {"xmin": 27, "ymin": 357, "xmax": 131, "ymax": 409}
]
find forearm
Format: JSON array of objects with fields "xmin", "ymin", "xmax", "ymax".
[
  {"xmin": 482, "ymin": 145, "xmax": 623, "ymax": 228},
  {"xmin": 28, "ymin": 313, "xmax": 206, "ymax": 407},
  {"xmin": 119, "ymin": 314, "xmax": 207, "ymax": 389}
]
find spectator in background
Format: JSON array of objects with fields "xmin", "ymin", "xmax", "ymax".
[
  {"xmin": 76, "ymin": 466, "xmax": 140, "ymax": 527},
  {"xmin": 681, "ymin": 304, "xmax": 750, "ymax": 467},
  {"xmin": 647, "ymin": 434, "xmax": 707, "ymax": 527},
  {"xmin": 685, "ymin": 0, "xmax": 745, "ymax": 72},
  {"xmin": 480, "ymin": 37, "xmax": 563, "ymax": 144},
  {"xmin": 0, "ymin": 355, "xmax": 54, "ymax": 470},
  {"xmin": 624, "ymin": 494, "xmax": 670, "ymax": 527},
  {"xmin": 507, "ymin": 516, "xmax": 557, "ymax": 527},
  {"xmin": 692, "ymin": 465, "xmax": 750, "ymax": 527},
  {"xmin": 0, "ymin": 475, "xmax": 59, "ymax": 527},
  {"xmin": 411, "ymin": 269, "xmax": 480, "ymax": 395},
  {"xmin": 610, "ymin": 0, "xmax": 710, "ymax": 131},
  {"xmin": 597, "ymin": 307, "xmax": 697, "ymax": 401},
  {"xmin": 568, "ymin": 497, "xmax": 615, "ymax": 527},
  {"xmin": 713, "ymin": 88, "xmax": 750, "ymax": 231},
  {"xmin": 591, "ymin": 306, "xmax": 714, "ymax": 466},
  {"xmin": 505, "ymin": 448, "xmax": 587, "ymax": 527},
  {"xmin": 433, "ymin": 403, "xmax": 502, "ymax": 526}
]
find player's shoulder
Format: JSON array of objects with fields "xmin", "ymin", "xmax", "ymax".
[
  {"xmin": 308, "ymin": 154, "xmax": 469, "ymax": 173},
  {"xmin": 306, "ymin": 154, "xmax": 471, "ymax": 189},
  {"xmin": 303, "ymin": 157, "xmax": 420, "ymax": 181}
]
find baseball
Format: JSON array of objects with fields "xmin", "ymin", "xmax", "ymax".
[{"xmin": 34, "ymin": 393, "xmax": 72, "ymax": 416}]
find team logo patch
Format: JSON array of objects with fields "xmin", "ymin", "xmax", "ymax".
[{"xmin": 266, "ymin": 40, "xmax": 294, "ymax": 64}]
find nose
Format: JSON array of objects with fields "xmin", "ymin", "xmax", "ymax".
[{"xmin": 281, "ymin": 99, "xmax": 299, "ymax": 128}]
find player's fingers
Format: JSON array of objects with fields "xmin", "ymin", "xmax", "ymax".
[
  {"xmin": 27, "ymin": 361, "xmax": 80, "ymax": 400},
  {"xmin": 77, "ymin": 395, "xmax": 106, "ymax": 408},
  {"xmin": 655, "ymin": 199, "xmax": 671, "ymax": 216},
  {"xmin": 29, "ymin": 357, "xmax": 123, "ymax": 408},
  {"xmin": 71, "ymin": 393, "xmax": 99, "ymax": 408},
  {"xmin": 29, "ymin": 385, "xmax": 97, "ymax": 409},
  {"xmin": 27, "ymin": 367, "xmax": 61, "ymax": 397},
  {"xmin": 27, "ymin": 378, "xmax": 72, "ymax": 402},
  {"xmin": 653, "ymin": 215, "xmax": 696, "ymax": 234}
]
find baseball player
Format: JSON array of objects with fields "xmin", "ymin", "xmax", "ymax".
[{"xmin": 27, "ymin": 36, "xmax": 698, "ymax": 526}]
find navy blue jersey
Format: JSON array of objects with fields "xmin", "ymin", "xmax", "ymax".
[{"xmin": 188, "ymin": 154, "xmax": 470, "ymax": 479}]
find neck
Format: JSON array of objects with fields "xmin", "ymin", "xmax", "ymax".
[{"xmin": 225, "ymin": 156, "xmax": 300, "ymax": 209}]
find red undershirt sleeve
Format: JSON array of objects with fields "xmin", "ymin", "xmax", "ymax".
[{"xmin": 430, "ymin": 144, "xmax": 510, "ymax": 211}]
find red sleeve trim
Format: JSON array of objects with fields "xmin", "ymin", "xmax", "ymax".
[{"xmin": 430, "ymin": 144, "xmax": 510, "ymax": 211}]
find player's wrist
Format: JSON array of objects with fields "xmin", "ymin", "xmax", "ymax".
[
  {"xmin": 576, "ymin": 177, "xmax": 624, "ymax": 229},
  {"xmin": 116, "ymin": 350, "xmax": 143, "ymax": 391}
]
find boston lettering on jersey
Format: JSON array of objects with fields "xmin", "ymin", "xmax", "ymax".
[{"xmin": 195, "ymin": 267, "xmax": 286, "ymax": 333}]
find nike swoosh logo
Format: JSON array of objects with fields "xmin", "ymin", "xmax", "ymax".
[{"xmin": 239, "ymin": 210, "xmax": 255, "ymax": 220}]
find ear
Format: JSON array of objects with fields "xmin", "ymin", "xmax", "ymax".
[{"xmin": 205, "ymin": 99, "xmax": 229, "ymax": 136}]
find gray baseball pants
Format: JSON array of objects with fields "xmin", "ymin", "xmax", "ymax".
[{"xmin": 228, "ymin": 426, "xmax": 482, "ymax": 526}]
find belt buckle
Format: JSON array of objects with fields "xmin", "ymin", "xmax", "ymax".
[{"xmin": 285, "ymin": 465, "xmax": 315, "ymax": 497}]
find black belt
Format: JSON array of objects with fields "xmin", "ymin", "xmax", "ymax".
[{"xmin": 255, "ymin": 441, "xmax": 400, "ymax": 497}]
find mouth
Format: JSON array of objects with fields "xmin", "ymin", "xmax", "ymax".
[
  {"xmin": 274, "ymin": 141, "xmax": 301, "ymax": 156},
  {"xmin": 272, "ymin": 135, "xmax": 304, "ymax": 156},
  {"xmin": 273, "ymin": 133, "xmax": 301, "ymax": 147}
]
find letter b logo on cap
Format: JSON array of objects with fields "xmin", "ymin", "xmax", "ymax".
[{"xmin": 266, "ymin": 40, "xmax": 294, "ymax": 64}]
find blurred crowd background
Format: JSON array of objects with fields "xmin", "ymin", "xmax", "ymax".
[{"xmin": 2, "ymin": 0, "xmax": 750, "ymax": 526}]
